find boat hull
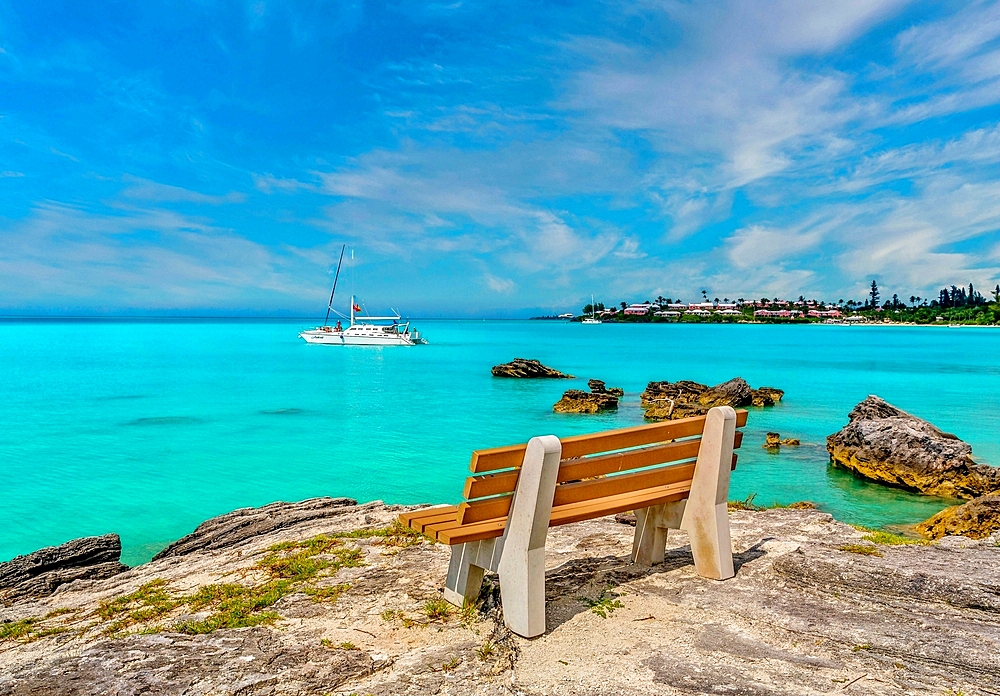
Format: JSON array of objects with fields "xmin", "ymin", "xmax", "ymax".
[{"xmin": 299, "ymin": 330, "xmax": 420, "ymax": 346}]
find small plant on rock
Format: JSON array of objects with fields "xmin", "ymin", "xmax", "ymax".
[
  {"xmin": 581, "ymin": 589, "xmax": 624, "ymax": 618},
  {"xmin": 728, "ymin": 493, "xmax": 763, "ymax": 511},
  {"xmin": 423, "ymin": 598, "xmax": 451, "ymax": 621},
  {"xmin": 476, "ymin": 640, "xmax": 496, "ymax": 661},
  {"xmin": 839, "ymin": 544, "xmax": 883, "ymax": 557}
]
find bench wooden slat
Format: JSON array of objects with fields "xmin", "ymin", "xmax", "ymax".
[
  {"xmin": 552, "ymin": 462, "xmax": 696, "ymax": 507},
  {"xmin": 458, "ymin": 494, "xmax": 513, "ymax": 524},
  {"xmin": 550, "ymin": 480, "xmax": 692, "ymax": 527},
  {"xmin": 434, "ymin": 480, "xmax": 694, "ymax": 545},
  {"xmin": 413, "ymin": 509, "xmax": 464, "ymax": 533},
  {"xmin": 469, "ymin": 410, "xmax": 747, "ymax": 473},
  {"xmin": 397, "ymin": 505, "xmax": 458, "ymax": 526}
]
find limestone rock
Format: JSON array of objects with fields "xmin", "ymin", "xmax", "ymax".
[
  {"xmin": 917, "ymin": 492, "xmax": 1000, "ymax": 540},
  {"xmin": 826, "ymin": 396, "xmax": 1000, "ymax": 499},
  {"xmin": 553, "ymin": 389, "xmax": 618, "ymax": 414},
  {"xmin": 752, "ymin": 386, "xmax": 785, "ymax": 406},
  {"xmin": 698, "ymin": 377, "xmax": 753, "ymax": 407},
  {"xmin": 640, "ymin": 377, "xmax": 784, "ymax": 420},
  {"xmin": 153, "ymin": 497, "xmax": 358, "ymax": 560},
  {"xmin": 0, "ymin": 534, "xmax": 127, "ymax": 603},
  {"xmin": 490, "ymin": 358, "xmax": 573, "ymax": 378},
  {"xmin": 765, "ymin": 433, "xmax": 801, "ymax": 450},
  {"xmin": 587, "ymin": 379, "xmax": 624, "ymax": 397}
]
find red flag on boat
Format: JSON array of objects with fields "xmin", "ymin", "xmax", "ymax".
[{"xmin": 353, "ymin": 303, "xmax": 361, "ymax": 312}]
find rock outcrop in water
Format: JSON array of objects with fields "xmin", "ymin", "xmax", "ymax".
[
  {"xmin": 917, "ymin": 492, "xmax": 1000, "ymax": 540},
  {"xmin": 641, "ymin": 377, "xmax": 784, "ymax": 420},
  {"xmin": 490, "ymin": 358, "xmax": 573, "ymax": 379},
  {"xmin": 587, "ymin": 379, "xmax": 624, "ymax": 397},
  {"xmin": 826, "ymin": 396, "xmax": 1000, "ymax": 499},
  {"xmin": 763, "ymin": 432, "xmax": 800, "ymax": 450},
  {"xmin": 1, "ymin": 499, "xmax": 998, "ymax": 695},
  {"xmin": 0, "ymin": 534, "xmax": 128, "ymax": 603}
]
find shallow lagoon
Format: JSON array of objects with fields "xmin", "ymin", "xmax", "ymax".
[{"xmin": 2, "ymin": 319, "xmax": 998, "ymax": 565}]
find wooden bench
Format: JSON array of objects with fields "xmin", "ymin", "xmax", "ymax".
[{"xmin": 398, "ymin": 406, "xmax": 746, "ymax": 638}]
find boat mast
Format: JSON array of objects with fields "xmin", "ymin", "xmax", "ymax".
[{"xmin": 324, "ymin": 244, "xmax": 347, "ymax": 327}]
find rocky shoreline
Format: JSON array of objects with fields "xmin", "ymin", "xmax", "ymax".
[
  {"xmin": 827, "ymin": 395, "xmax": 1000, "ymax": 540},
  {"xmin": 2, "ymin": 498, "xmax": 999, "ymax": 695}
]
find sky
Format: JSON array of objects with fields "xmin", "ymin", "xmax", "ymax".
[{"xmin": 2, "ymin": 1, "xmax": 1000, "ymax": 317}]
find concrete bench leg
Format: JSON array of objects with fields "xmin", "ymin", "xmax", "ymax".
[
  {"xmin": 632, "ymin": 500, "xmax": 685, "ymax": 566},
  {"xmin": 496, "ymin": 435, "xmax": 562, "ymax": 638},
  {"xmin": 443, "ymin": 538, "xmax": 502, "ymax": 607},
  {"xmin": 444, "ymin": 543, "xmax": 485, "ymax": 606},
  {"xmin": 680, "ymin": 405, "xmax": 737, "ymax": 580}
]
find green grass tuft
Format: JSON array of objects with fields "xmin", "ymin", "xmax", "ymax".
[
  {"xmin": 476, "ymin": 640, "xmax": 496, "ymax": 661},
  {"xmin": 581, "ymin": 590, "xmax": 624, "ymax": 618},
  {"xmin": 0, "ymin": 618, "xmax": 36, "ymax": 641},
  {"xmin": 853, "ymin": 527, "xmax": 931, "ymax": 546},
  {"xmin": 839, "ymin": 544, "xmax": 883, "ymax": 557},
  {"xmin": 423, "ymin": 598, "xmax": 452, "ymax": 621},
  {"xmin": 328, "ymin": 521, "xmax": 429, "ymax": 548},
  {"xmin": 728, "ymin": 493, "xmax": 763, "ymax": 511},
  {"xmin": 304, "ymin": 583, "xmax": 352, "ymax": 603},
  {"xmin": 98, "ymin": 579, "xmax": 181, "ymax": 633}
]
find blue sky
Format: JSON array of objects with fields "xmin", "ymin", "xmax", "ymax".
[{"xmin": 2, "ymin": 1, "xmax": 1000, "ymax": 316}]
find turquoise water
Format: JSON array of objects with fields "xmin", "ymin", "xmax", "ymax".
[{"xmin": 2, "ymin": 319, "xmax": 999, "ymax": 566}]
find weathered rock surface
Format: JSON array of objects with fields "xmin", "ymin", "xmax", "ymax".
[
  {"xmin": 641, "ymin": 377, "xmax": 784, "ymax": 420},
  {"xmin": 2, "ymin": 499, "xmax": 999, "ymax": 696},
  {"xmin": 553, "ymin": 389, "xmax": 619, "ymax": 413},
  {"xmin": 764, "ymin": 432, "xmax": 801, "ymax": 450},
  {"xmin": 587, "ymin": 379, "xmax": 624, "ymax": 397},
  {"xmin": 917, "ymin": 492, "xmax": 1000, "ymax": 540},
  {"xmin": 0, "ymin": 534, "xmax": 127, "ymax": 604},
  {"xmin": 490, "ymin": 358, "xmax": 573, "ymax": 378},
  {"xmin": 826, "ymin": 395, "xmax": 1000, "ymax": 499},
  {"xmin": 153, "ymin": 497, "xmax": 358, "ymax": 559},
  {"xmin": 752, "ymin": 386, "xmax": 786, "ymax": 406}
]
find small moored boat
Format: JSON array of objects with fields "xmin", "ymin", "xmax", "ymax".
[
  {"xmin": 299, "ymin": 296, "xmax": 426, "ymax": 346},
  {"xmin": 299, "ymin": 246, "xmax": 426, "ymax": 346}
]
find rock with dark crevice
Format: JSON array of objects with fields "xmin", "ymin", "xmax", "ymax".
[
  {"xmin": 640, "ymin": 377, "xmax": 784, "ymax": 421},
  {"xmin": 826, "ymin": 395, "xmax": 1000, "ymax": 499},
  {"xmin": 587, "ymin": 379, "xmax": 624, "ymax": 397},
  {"xmin": 553, "ymin": 389, "xmax": 619, "ymax": 414},
  {"xmin": 153, "ymin": 497, "xmax": 358, "ymax": 560},
  {"xmin": 490, "ymin": 358, "xmax": 573, "ymax": 379},
  {"xmin": 0, "ymin": 534, "xmax": 127, "ymax": 603}
]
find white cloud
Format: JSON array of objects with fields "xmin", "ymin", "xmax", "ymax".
[
  {"xmin": 119, "ymin": 176, "xmax": 245, "ymax": 204},
  {"xmin": 0, "ymin": 201, "xmax": 327, "ymax": 309},
  {"xmin": 485, "ymin": 274, "xmax": 515, "ymax": 293}
]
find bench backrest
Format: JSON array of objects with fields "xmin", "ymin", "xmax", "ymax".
[{"xmin": 456, "ymin": 410, "xmax": 747, "ymax": 527}]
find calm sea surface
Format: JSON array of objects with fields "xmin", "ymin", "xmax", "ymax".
[{"xmin": 2, "ymin": 319, "xmax": 999, "ymax": 565}]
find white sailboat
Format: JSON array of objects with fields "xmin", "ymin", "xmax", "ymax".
[
  {"xmin": 582, "ymin": 295, "xmax": 602, "ymax": 324},
  {"xmin": 299, "ymin": 247, "xmax": 427, "ymax": 346}
]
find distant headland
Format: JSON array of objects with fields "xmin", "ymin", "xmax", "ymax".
[{"xmin": 532, "ymin": 280, "xmax": 1000, "ymax": 326}]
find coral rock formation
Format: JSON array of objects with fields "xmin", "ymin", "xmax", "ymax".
[
  {"xmin": 826, "ymin": 396, "xmax": 1000, "ymax": 499},
  {"xmin": 640, "ymin": 377, "xmax": 784, "ymax": 420},
  {"xmin": 490, "ymin": 358, "xmax": 573, "ymax": 378}
]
